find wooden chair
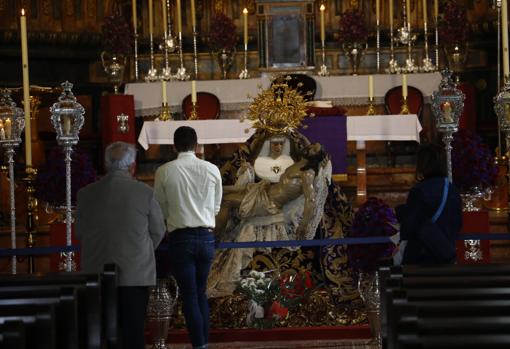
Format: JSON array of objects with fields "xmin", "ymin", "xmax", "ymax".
[
  {"xmin": 271, "ymin": 73, "xmax": 317, "ymax": 101},
  {"xmin": 181, "ymin": 92, "xmax": 221, "ymax": 120},
  {"xmin": 384, "ymin": 85, "xmax": 425, "ymax": 166}
]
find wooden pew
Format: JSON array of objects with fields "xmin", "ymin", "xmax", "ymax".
[{"xmin": 0, "ymin": 320, "xmax": 26, "ymax": 349}]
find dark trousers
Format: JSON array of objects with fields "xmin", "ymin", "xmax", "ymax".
[
  {"xmin": 168, "ymin": 227, "xmax": 215, "ymax": 348},
  {"xmin": 118, "ymin": 286, "xmax": 149, "ymax": 349}
]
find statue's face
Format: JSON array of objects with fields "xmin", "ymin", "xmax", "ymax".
[
  {"xmin": 306, "ymin": 143, "xmax": 322, "ymax": 156},
  {"xmin": 269, "ymin": 140, "xmax": 284, "ymax": 159}
]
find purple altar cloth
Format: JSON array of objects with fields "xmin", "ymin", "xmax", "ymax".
[{"xmin": 300, "ymin": 115, "xmax": 347, "ymax": 175}]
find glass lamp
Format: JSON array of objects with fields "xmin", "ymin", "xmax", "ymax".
[
  {"xmin": 0, "ymin": 89, "xmax": 25, "ymax": 274},
  {"xmin": 431, "ymin": 69, "xmax": 465, "ymax": 182},
  {"xmin": 49, "ymin": 81, "xmax": 85, "ymax": 272}
]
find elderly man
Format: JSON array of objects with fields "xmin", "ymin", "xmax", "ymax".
[{"xmin": 76, "ymin": 141, "xmax": 166, "ymax": 349}]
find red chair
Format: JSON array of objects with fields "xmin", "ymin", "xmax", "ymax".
[
  {"xmin": 182, "ymin": 92, "xmax": 221, "ymax": 120},
  {"xmin": 384, "ymin": 86, "xmax": 425, "ymax": 166}
]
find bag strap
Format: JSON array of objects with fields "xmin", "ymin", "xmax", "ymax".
[{"xmin": 431, "ymin": 177, "xmax": 449, "ymax": 223}]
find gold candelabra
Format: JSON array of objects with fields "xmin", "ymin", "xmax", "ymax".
[
  {"xmin": 366, "ymin": 98, "xmax": 376, "ymax": 115},
  {"xmin": 189, "ymin": 102, "xmax": 198, "ymax": 120},
  {"xmin": 23, "ymin": 166, "xmax": 37, "ymax": 274},
  {"xmin": 400, "ymin": 97, "xmax": 410, "ymax": 114},
  {"xmin": 159, "ymin": 103, "xmax": 172, "ymax": 121}
]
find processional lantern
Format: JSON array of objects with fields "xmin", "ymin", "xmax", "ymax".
[
  {"xmin": 431, "ymin": 69, "xmax": 465, "ymax": 182},
  {"xmin": 49, "ymin": 81, "xmax": 85, "ymax": 272},
  {"xmin": 0, "ymin": 89, "xmax": 25, "ymax": 274}
]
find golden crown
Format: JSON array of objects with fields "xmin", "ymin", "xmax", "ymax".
[{"xmin": 244, "ymin": 77, "xmax": 309, "ymax": 135}]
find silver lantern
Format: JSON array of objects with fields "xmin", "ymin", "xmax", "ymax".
[
  {"xmin": 49, "ymin": 81, "xmax": 85, "ymax": 272},
  {"xmin": 0, "ymin": 89, "xmax": 25, "ymax": 274},
  {"xmin": 147, "ymin": 277, "xmax": 179, "ymax": 349},
  {"xmin": 431, "ymin": 69, "xmax": 465, "ymax": 182}
]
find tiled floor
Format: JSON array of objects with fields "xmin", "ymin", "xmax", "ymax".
[{"xmin": 152, "ymin": 339, "xmax": 378, "ymax": 348}]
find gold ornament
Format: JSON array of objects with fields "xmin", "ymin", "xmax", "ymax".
[{"xmin": 246, "ymin": 77, "xmax": 310, "ymax": 135}]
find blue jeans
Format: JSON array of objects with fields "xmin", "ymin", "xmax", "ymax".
[{"xmin": 168, "ymin": 227, "xmax": 215, "ymax": 348}]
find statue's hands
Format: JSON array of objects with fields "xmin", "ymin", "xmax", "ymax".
[{"xmin": 238, "ymin": 158, "xmax": 253, "ymax": 176}]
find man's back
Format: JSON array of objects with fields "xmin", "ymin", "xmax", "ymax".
[
  {"xmin": 76, "ymin": 170, "xmax": 165, "ymax": 286},
  {"xmin": 154, "ymin": 152, "xmax": 222, "ymax": 232}
]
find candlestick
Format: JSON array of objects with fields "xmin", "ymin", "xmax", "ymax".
[
  {"xmin": 159, "ymin": 103, "xmax": 172, "ymax": 121},
  {"xmin": 503, "ymin": 0, "xmax": 509, "ymax": 79},
  {"xmin": 191, "ymin": 80, "xmax": 197, "ymax": 103},
  {"xmin": 191, "ymin": 0, "xmax": 196, "ymax": 28},
  {"xmin": 368, "ymin": 75, "xmax": 374, "ymax": 100},
  {"xmin": 320, "ymin": 4, "xmax": 325, "ymax": 43},
  {"xmin": 189, "ymin": 101, "xmax": 198, "ymax": 120},
  {"xmin": 20, "ymin": 9, "xmax": 32, "ymax": 167},
  {"xmin": 243, "ymin": 8, "xmax": 248, "ymax": 46},
  {"xmin": 176, "ymin": 0, "xmax": 182, "ymax": 33},
  {"xmin": 162, "ymin": 80, "xmax": 167, "ymax": 104},
  {"xmin": 386, "ymin": 0, "xmax": 399, "ymax": 73}
]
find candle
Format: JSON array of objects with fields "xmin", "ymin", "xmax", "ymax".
[
  {"xmin": 443, "ymin": 102, "xmax": 453, "ymax": 123},
  {"xmin": 402, "ymin": 74, "xmax": 408, "ymax": 99},
  {"xmin": 176, "ymin": 0, "xmax": 182, "ymax": 33},
  {"xmin": 406, "ymin": 0, "xmax": 411, "ymax": 25},
  {"xmin": 368, "ymin": 75, "xmax": 374, "ymax": 100},
  {"xmin": 161, "ymin": 0, "xmax": 167, "ymax": 33},
  {"xmin": 4, "ymin": 118, "xmax": 12, "ymax": 139},
  {"xmin": 190, "ymin": 0, "xmax": 196, "ymax": 28},
  {"xmin": 243, "ymin": 8, "xmax": 248, "ymax": 46},
  {"xmin": 389, "ymin": 0, "xmax": 393, "ymax": 28},
  {"xmin": 503, "ymin": 0, "xmax": 509, "ymax": 79},
  {"xmin": 422, "ymin": 0, "xmax": 427, "ymax": 24},
  {"xmin": 20, "ymin": 9, "xmax": 32, "ymax": 167},
  {"xmin": 191, "ymin": 80, "xmax": 197, "ymax": 103},
  {"xmin": 132, "ymin": 0, "xmax": 137, "ymax": 31},
  {"xmin": 63, "ymin": 115, "xmax": 71, "ymax": 135},
  {"xmin": 376, "ymin": 0, "xmax": 380, "ymax": 23},
  {"xmin": 162, "ymin": 80, "xmax": 167, "ymax": 104},
  {"xmin": 320, "ymin": 4, "xmax": 325, "ymax": 43},
  {"xmin": 0, "ymin": 119, "xmax": 4, "ymax": 140},
  {"xmin": 149, "ymin": 0, "xmax": 153, "ymax": 37},
  {"xmin": 434, "ymin": 0, "xmax": 438, "ymax": 20}
]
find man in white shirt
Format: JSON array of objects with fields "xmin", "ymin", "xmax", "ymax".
[{"xmin": 154, "ymin": 126, "xmax": 222, "ymax": 349}]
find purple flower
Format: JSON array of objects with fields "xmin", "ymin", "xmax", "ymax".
[
  {"xmin": 346, "ymin": 198, "xmax": 397, "ymax": 272},
  {"xmin": 208, "ymin": 12, "xmax": 238, "ymax": 51},
  {"xmin": 438, "ymin": 0, "xmax": 469, "ymax": 46},
  {"xmin": 101, "ymin": 12, "xmax": 134, "ymax": 55},
  {"xmin": 338, "ymin": 10, "xmax": 368, "ymax": 44}
]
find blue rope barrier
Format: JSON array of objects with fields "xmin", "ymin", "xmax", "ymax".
[{"xmin": 1, "ymin": 233, "xmax": 509, "ymax": 256}]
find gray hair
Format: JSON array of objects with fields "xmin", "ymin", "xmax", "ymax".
[{"xmin": 104, "ymin": 142, "xmax": 136, "ymax": 172}]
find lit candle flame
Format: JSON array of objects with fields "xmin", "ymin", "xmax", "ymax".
[
  {"xmin": 320, "ymin": 4, "xmax": 325, "ymax": 11},
  {"xmin": 21, "ymin": 8, "xmax": 25, "ymax": 16},
  {"xmin": 243, "ymin": 8, "xmax": 248, "ymax": 14}
]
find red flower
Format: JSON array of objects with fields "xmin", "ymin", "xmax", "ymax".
[
  {"xmin": 439, "ymin": 0, "xmax": 469, "ymax": 46},
  {"xmin": 269, "ymin": 301, "xmax": 288, "ymax": 320},
  {"xmin": 101, "ymin": 12, "xmax": 134, "ymax": 55},
  {"xmin": 208, "ymin": 12, "xmax": 238, "ymax": 51},
  {"xmin": 338, "ymin": 9, "xmax": 368, "ymax": 44}
]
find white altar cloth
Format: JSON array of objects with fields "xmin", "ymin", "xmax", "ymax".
[
  {"xmin": 137, "ymin": 114, "xmax": 421, "ymax": 150},
  {"xmin": 125, "ymin": 73, "xmax": 441, "ymax": 117}
]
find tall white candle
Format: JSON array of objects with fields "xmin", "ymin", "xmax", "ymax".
[
  {"xmin": 243, "ymin": 8, "xmax": 248, "ymax": 46},
  {"xmin": 191, "ymin": 80, "xmax": 197, "ymax": 103},
  {"xmin": 368, "ymin": 75, "xmax": 374, "ymax": 100},
  {"xmin": 376, "ymin": 0, "xmax": 380, "ymax": 23},
  {"xmin": 406, "ymin": 0, "xmax": 411, "ymax": 24},
  {"xmin": 132, "ymin": 0, "xmax": 137, "ymax": 31},
  {"xmin": 389, "ymin": 0, "xmax": 394, "ymax": 28},
  {"xmin": 149, "ymin": 0, "xmax": 153, "ymax": 37},
  {"xmin": 422, "ymin": 0, "xmax": 427, "ymax": 24},
  {"xmin": 4, "ymin": 118, "xmax": 11, "ymax": 139},
  {"xmin": 434, "ymin": 0, "xmax": 438, "ymax": 20},
  {"xmin": 320, "ymin": 5, "xmax": 325, "ymax": 43},
  {"xmin": 190, "ymin": 0, "xmax": 196, "ymax": 27},
  {"xmin": 503, "ymin": 0, "xmax": 509, "ymax": 79},
  {"xmin": 162, "ymin": 80, "xmax": 167, "ymax": 104},
  {"xmin": 161, "ymin": 0, "xmax": 167, "ymax": 33},
  {"xmin": 402, "ymin": 74, "xmax": 408, "ymax": 99},
  {"xmin": 176, "ymin": 0, "xmax": 182, "ymax": 33},
  {"xmin": 20, "ymin": 9, "xmax": 32, "ymax": 167}
]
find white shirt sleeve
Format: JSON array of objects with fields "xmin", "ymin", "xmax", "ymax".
[
  {"xmin": 213, "ymin": 167, "xmax": 223, "ymax": 215},
  {"xmin": 153, "ymin": 167, "xmax": 169, "ymax": 216}
]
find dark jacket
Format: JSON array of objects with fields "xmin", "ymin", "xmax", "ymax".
[{"xmin": 396, "ymin": 176, "xmax": 462, "ymax": 264}]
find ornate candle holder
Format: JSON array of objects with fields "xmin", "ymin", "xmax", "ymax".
[
  {"xmin": 176, "ymin": 31, "xmax": 190, "ymax": 81},
  {"xmin": 239, "ymin": 43, "xmax": 250, "ymax": 79},
  {"xmin": 146, "ymin": 30, "xmax": 159, "ymax": 82},
  {"xmin": 386, "ymin": 22, "xmax": 400, "ymax": 73},
  {"xmin": 435, "ymin": 15, "xmax": 440, "ymax": 69},
  {"xmin": 318, "ymin": 38, "xmax": 329, "ymax": 76},
  {"xmin": 147, "ymin": 277, "xmax": 179, "ymax": 349},
  {"xmin": 134, "ymin": 32, "xmax": 139, "ymax": 80},
  {"xmin": 0, "ymin": 89, "xmax": 25, "ymax": 275},
  {"xmin": 49, "ymin": 81, "xmax": 85, "ymax": 272},
  {"xmin": 367, "ymin": 97, "xmax": 376, "ymax": 115},
  {"xmin": 192, "ymin": 26, "xmax": 199, "ymax": 80},
  {"xmin": 421, "ymin": 21, "xmax": 436, "ymax": 72},
  {"xmin": 400, "ymin": 97, "xmax": 410, "ymax": 114},
  {"xmin": 431, "ymin": 69, "xmax": 465, "ymax": 182},
  {"xmin": 159, "ymin": 0, "xmax": 178, "ymax": 81},
  {"xmin": 159, "ymin": 103, "xmax": 172, "ymax": 121},
  {"xmin": 23, "ymin": 166, "xmax": 37, "ymax": 274},
  {"xmin": 376, "ymin": 19, "xmax": 381, "ymax": 73},
  {"xmin": 189, "ymin": 102, "xmax": 198, "ymax": 120}
]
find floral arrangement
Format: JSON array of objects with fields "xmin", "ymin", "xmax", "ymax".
[
  {"xmin": 278, "ymin": 270, "xmax": 315, "ymax": 305},
  {"xmin": 338, "ymin": 9, "xmax": 368, "ymax": 44},
  {"xmin": 452, "ymin": 129, "xmax": 497, "ymax": 192},
  {"xmin": 35, "ymin": 148, "xmax": 97, "ymax": 207},
  {"xmin": 101, "ymin": 11, "xmax": 134, "ymax": 55},
  {"xmin": 438, "ymin": 0, "xmax": 469, "ymax": 46},
  {"xmin": 346, "ymin": 197, "xmax": 397, "ymax": 273},
  {"xmin": 208, "ymin": 12, "xmax": 238, "ymax": 52}
]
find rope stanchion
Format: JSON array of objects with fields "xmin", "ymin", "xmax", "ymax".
[{"xmin": 1, "ymin": 233, "xmax": 509, "ymax": 256}]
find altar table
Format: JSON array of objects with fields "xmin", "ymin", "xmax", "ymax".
[
  {"xmin": 138, "ymin": 114, "xmax": 421, "ymax": 203},
  {"xmin": 126, "ymin": 73, "xmax": 441, "ymax": 117}
]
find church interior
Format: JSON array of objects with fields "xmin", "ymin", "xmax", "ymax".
[{"xmin": 2, "ymin": 0, "xmax": 510, "ymax": 348}]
